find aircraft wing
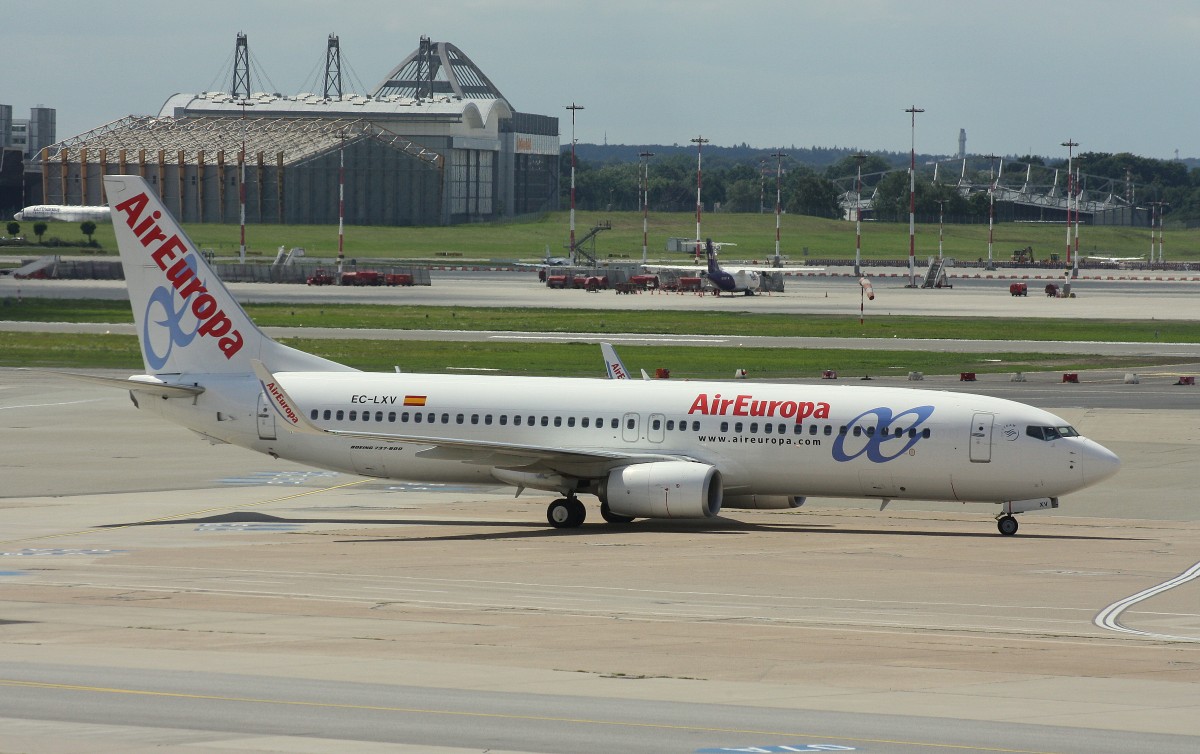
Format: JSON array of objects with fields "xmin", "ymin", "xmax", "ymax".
[
  {"xmin": 252, "ymin": 360, "xmax": 693, "ymax": 474},
  {"xmin": 640, "ymin": 263, "xmax": 822, "ymax": 274},
  {"xmin": 640, "ymin": 263, "xmax": 706, "ymax": 273}
]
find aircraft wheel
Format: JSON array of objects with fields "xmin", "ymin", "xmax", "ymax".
[
  {"xmin": 997, "ymin": 515, "xmax": 1019, "ymax": 536},
  {"xmin": 600, "ymin": 501, "xmax": 635, "ymax": 525},
  {"xmin": 547, "ymin": 498, "xmax": 586, "ymax": 528}
]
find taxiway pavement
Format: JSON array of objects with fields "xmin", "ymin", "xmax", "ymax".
[{"xmin": 1, "ymin": 368, "xmax": 1199, "ymax": 753}]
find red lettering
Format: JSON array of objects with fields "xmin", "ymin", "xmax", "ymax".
[
  {"xmin": 138, "ymin": 223, "xmax": 168, "ymax": 249},
  {"xmin": 151, "ymin": 236, "xmax": 187, "ymax": 270},
  {"xmin": 114, "ymin": 193, "xmax": 148, "ymax": 228},
  {"xmin": 687, "ymin": 394, "xmax": 709, "ymax": 415},
  {"xmin": 177, "ymin": 275, "xmax": 206, "ymax": 299},
  {"xmin": 780, "ymin": 401, "xmax": 797, "ymax": 418},
  {"xmin": 218, "ymin": 331, "xmax": 244, "ymax": 359},
  {"xmin": 733, "ymin": 394, "xmax": 750, "ymax": 416},
  {"xmin": 197, "ymin": 310, "xmax": 231, "ymax": 338},
  {"xmin": 133, "ymin": 210, "xmax": 162, "ymax": 239},
  {"xmin": 797, "ymin": 402, "xmax": 815, "ymax": 422},
  {"xmin": 164, "ymin": 257, "xmax": 194, "ymax": 285},
  {"xmin": 191, "ymin": 293, "xmax": 218, "ymax": 320}
]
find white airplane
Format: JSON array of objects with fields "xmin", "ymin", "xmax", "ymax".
[
  {"xmin": 643, "ymin": 239, "xmax": 819, "ymax": 296},
  {"xmin": 60, "ymin": 175, "xmax": 1120, "ymax": 536},
  {"xmin": 1084, "ymin": 255, "xmax": 1145, "ymax": 268},
  {"xmin": 14, "ymin": 205, "xmax": 111, "ymax": 223}
]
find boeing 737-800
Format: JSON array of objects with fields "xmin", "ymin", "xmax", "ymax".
[{"xmin": 71, "ymin": 175, "xmax": 1119, "ymax": 535}]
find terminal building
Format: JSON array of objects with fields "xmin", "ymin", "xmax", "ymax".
[{"xmin": 33, "ymin": 35, "xmax": 559, "ymax": 226}]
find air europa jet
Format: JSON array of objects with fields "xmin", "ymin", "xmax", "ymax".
[{"xmin": 80, "ymin": 175, "xmax": 1119, "ymax": 536}]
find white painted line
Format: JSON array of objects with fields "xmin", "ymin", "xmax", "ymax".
[
  {"xmin": 1095, "ymin": 560, "xmax": 1200, "ymax": 642},
  {"xmin": 488, "ymin": 334, "xmax": 728, "ymax": 344}
]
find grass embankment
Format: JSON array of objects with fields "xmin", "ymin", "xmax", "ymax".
[
  {"xmin": 3, "ymin": 210, "xmax": 1196, "ymax": 263},
  {"xmin": 2, "ymin": 299, "xmax": 1196, "ymax": 344},
  {"xmin": 0, "ymin": 299, "xmax": 1186, "ymax": 377},
  {"xmin": 0, "ymin": 331, "xmax": 1166, "ymax": 378}
]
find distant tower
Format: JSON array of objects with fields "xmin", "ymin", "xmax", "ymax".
[
  {"xmin": 323, "ymin": 34, "xmax": 343, "ymax": 100},
  {"xmin": 958, "ymin": 129, "xmax": 966, "ymax": 159},
  {"xmin": 231, "ymin": 32, "xmax": 250, "ymax": 99}
]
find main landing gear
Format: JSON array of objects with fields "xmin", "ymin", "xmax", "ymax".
[
  {"xmin": 547, "ymin": 497, "xmax": 586, "ymax": 528},
  {"xmin": 546, "ymin": 498, "xmax": 638, "ymax": 528},
  {"xmin": 996, "ymin": 515, "xmax": 1019, "ymax": 536}
]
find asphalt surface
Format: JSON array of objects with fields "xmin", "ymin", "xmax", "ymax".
[{"xmin": 1, "ymin": 268, "xmax": 1199, "ymax": 753}]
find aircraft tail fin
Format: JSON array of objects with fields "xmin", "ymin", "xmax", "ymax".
[
  {"xmin": 104, "ymin": 175, "xmax": 354, "ymax": 376},
  {"xmin": 704, "ymin": 238, "xmax": 720, "ymax": 275},
  {"xmin": 600, "ymin": 342, "xmax": 631, "ymax": 380}
]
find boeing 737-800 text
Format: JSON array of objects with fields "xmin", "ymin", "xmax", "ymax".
[{"xmin": 73, "ymin": 176, "xmax": 1119, "ymax": 535}]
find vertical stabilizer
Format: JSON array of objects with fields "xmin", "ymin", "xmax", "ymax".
[
  {"xmin": 704, "ymin": 238, "xmax": 720, "ymax": 275},
  {"xmin": 104, "ymin": 175, "xmax": 354, "ymax": 376}
]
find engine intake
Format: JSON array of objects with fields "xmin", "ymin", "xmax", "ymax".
[{"xmin": 600, "ymin": 461, "xmax": 722, "ymax": 519}]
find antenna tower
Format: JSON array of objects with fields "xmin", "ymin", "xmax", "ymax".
[
  {"xmin": 231, "ymin": 32, "xmax": 251, "ymax": 99},
  {"xmin": 323, "ymin": 34, "xmax": 343, "ymax": 100}
]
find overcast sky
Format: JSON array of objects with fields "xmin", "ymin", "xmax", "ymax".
[{"xmin": 9, "ymin": 0, "xmax": 1197, "ymax": 160}]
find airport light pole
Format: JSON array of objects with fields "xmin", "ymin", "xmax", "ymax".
[
  {"xmin": 1062, "ymin": 139, "xmax": 1077, "ymax": 276},
  {"xmin": 1158, "ymin": 201, "xmax": 1168, "ymax": 264},
  {"xmin": 759, "ymin": 158, "xmax": 767, "ymax": 214},
  {"xmin": 985, "ymin": 153, "xmax": 998, "ymax": 270},
  {"xmin": 566, "ymin": 103, "xmax": 584, "ymax": 264},
  {"xmin": 853, "ymin": 152, "xmax": 866, "ymax": 276},
  {"xmin": 905, "ymin": 106, "xmax": 924, "ymax": 287},
  {"xmin": 639, "ymin": 150, "xmax": 654, "ymax": 264},
  {"xmin": 691, "ymin": 135, "xmax": 709, "ymax": 262},
  {"xmin": 238, "ymin": 98, "xmax": 254, "ymax": 264},
  {"xmin": 772, "ymin": 151, "xmax": 786, "ymax": 266},
  {"xmin": 935, "ymin": 198, "xmax": 945, "ymax": 262},
  {"xmin": 1073, "ymin": 164, "xmax": 1082, "ymax": 274},
  {"xmin": 337, "ymin": 129, "xmax": 346, "ymax": 281}
]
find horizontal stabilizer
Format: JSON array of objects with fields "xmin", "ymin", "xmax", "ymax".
[{"xmin": 30, "ymin": 369, "xmax": 205, "ymax": 398}]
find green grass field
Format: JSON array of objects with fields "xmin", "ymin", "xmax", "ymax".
[
  {"xmin": 3, "ymin": 210, "xmax": 1195, "ymax": 264},
  {"xmin": 0, "ymin": 297, "xmax": 1189, "ymax": 376},
  {"xmin": 2, "ymin": 299, "xmax": 1197, "ymax": 343},
  {"xmin": 0, "ymin": 331, "xmax": 1171, "ymax": 378}
]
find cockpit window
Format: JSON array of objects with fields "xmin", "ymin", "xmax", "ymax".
[{"xmin": 1026, "ymin": 425, "xmax": 1080, "ymax": 441}]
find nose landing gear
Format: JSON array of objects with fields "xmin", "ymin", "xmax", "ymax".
[{"xmin": 996, "ymin": 515, "xmax": 1019, "ymax": 536}]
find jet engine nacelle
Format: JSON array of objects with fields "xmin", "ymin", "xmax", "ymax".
[
  {"xmin": 722, "ymin": 494, "xmax": 806, "ymax": 510},
  {"xmin": 601, "ymin": 461, "xmax": 722, "ymax": 519}
]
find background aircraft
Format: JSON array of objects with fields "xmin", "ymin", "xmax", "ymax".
[
  {"xmin": 644, "ymin": 239, "xmax": 820, "ymax": 295},
  {"xmin": 14, "ymin": 205, "xmax": 111, "ymax": 223}
]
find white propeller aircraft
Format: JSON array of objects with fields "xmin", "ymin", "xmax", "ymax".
[
  {"xmin": 643, "ymin": 239, "xmax": 819, "ymax": 296},
  {"xmin": 67, "ymin": 175, "xmax": 1119, "ymax": 535}
]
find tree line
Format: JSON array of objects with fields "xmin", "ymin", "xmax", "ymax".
[{"xmin": 560, "ymin": 148, "xmax": 1200, "ymax": 224}]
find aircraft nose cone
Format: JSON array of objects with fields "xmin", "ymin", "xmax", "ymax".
[{"xmin": 1082, "ymin": 441, "xmax": 1121, "ymax": 487}]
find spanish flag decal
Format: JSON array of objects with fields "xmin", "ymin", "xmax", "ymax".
[{"xmin": 403, "ymin": 395, "xmax": 427, "ymax": 407}]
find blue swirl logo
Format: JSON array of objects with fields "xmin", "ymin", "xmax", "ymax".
[
  {"xmin": 142, "ymin": 256, "xmax": 203, "ymax": 371},
  {"xmin": 831, "ymin": 405, "xmax": 935, "ymax": 463}
]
